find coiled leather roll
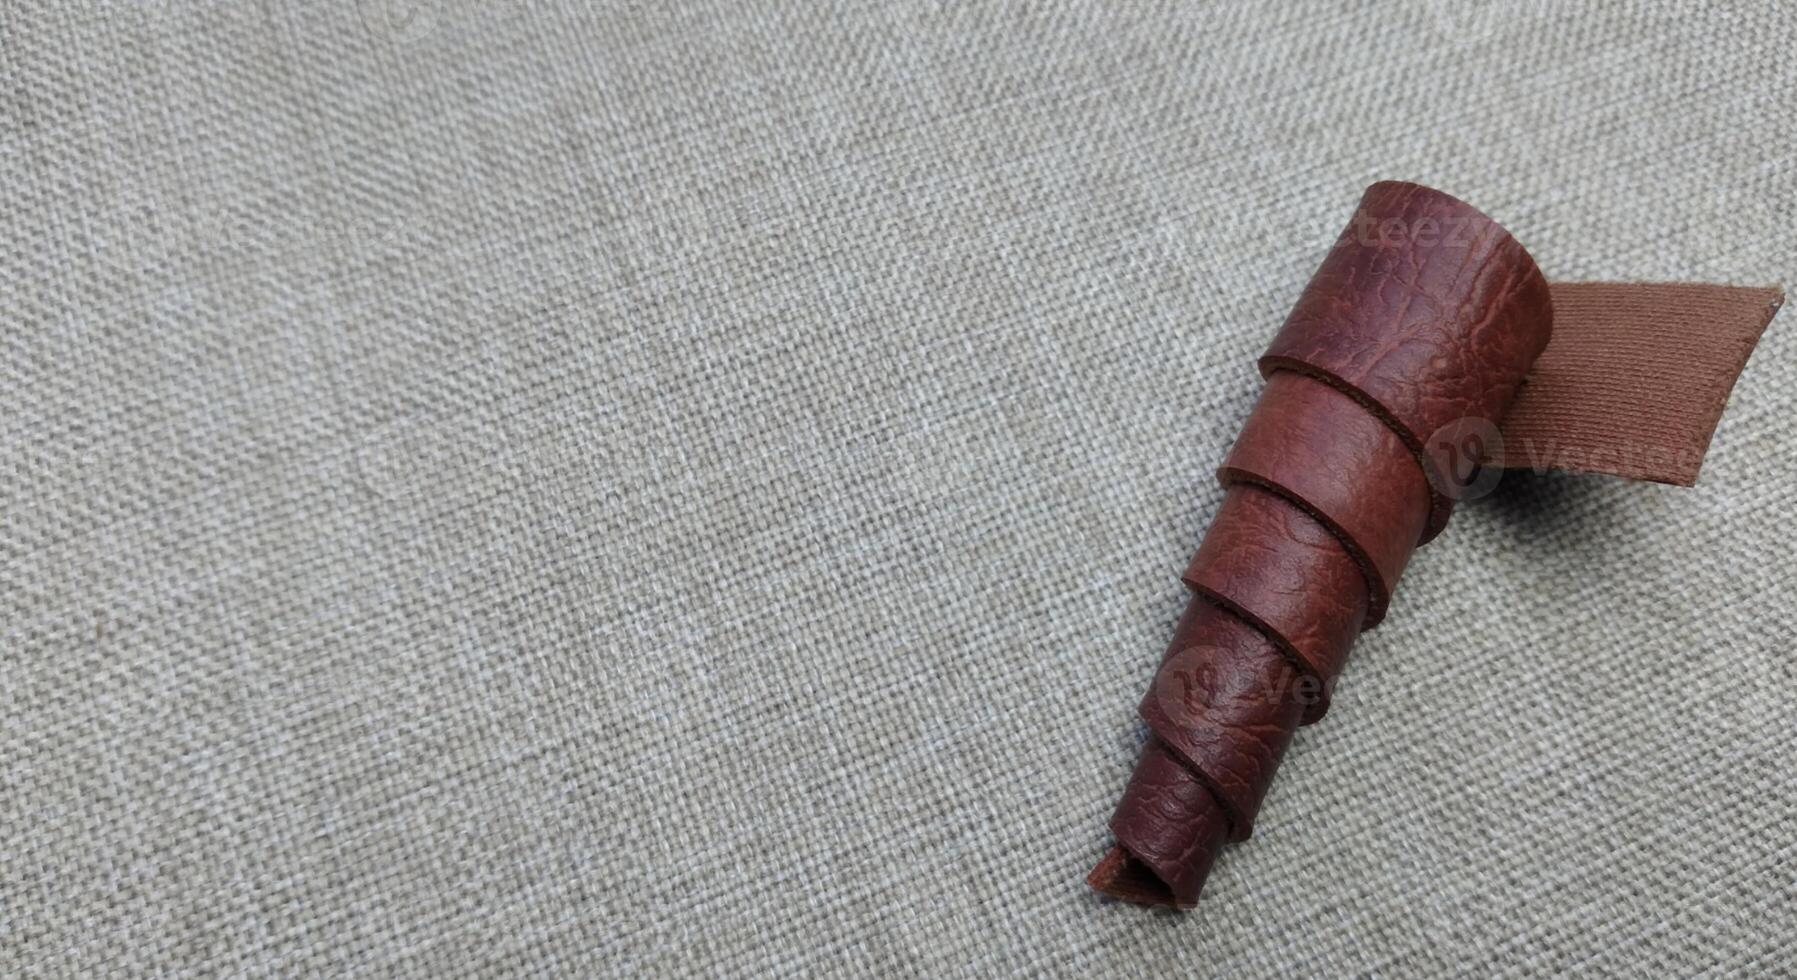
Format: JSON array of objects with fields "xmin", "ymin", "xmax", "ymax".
[
  {"xmin": 1091, "ymin": 183, "xmax": 1781, "ymax": 909},
  {"xmin": 1089, "ymin": 181, "xmax": 1554, "ymax": 908}
]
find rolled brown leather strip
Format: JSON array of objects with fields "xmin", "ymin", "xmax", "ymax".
[
  {"xmin": 1091, "ymin": 180, "xmax": 1782, "ymax": 912},
  {"xmin": 1181, "ymin": 483, "xmax": 1366, "ymax": 724},
  {"xmin": 1218, "ymin": 370, "xmax": 1431, "ymax": 624},
  {"xmin": 1138, "ymin": 598, "xmax": 1308, "ymax": 840},
  {"xmin": 1260, "ymin": 180, "xmax": 1555, "ymax": 539},
  {"xmin": 1093, "ymin": 182, "xmax": 1543, "ymax": 909}
]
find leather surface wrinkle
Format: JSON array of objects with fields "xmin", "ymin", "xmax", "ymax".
[
  {"xmin": 1218, "ymin": 369, "xmax": 1431, "ymax": 625},
  {"xmin": 1137, "ymin": 600, "xmax": 1307, "ymax": 841},
  {"xmin": 1260, "ymin": 180, "xmax": 1555, "ymax": 541},
  {"xmin": 1181, "ymin": 484, "xmax": 1367, "ymax": 725}
]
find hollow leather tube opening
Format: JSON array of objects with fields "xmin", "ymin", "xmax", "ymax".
[{"xmin": 1094, "ymin": 734, "xmax": 1232, "ymax": 909}]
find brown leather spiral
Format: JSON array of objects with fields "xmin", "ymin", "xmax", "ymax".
[{"xmin": 1089, "ymin": 181, "xmax": 1553, "ymax": 908}]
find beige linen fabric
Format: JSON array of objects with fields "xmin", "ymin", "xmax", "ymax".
[{"xmin": 3, "ymin": 0, "xmax": 1793, "ymax": 975}]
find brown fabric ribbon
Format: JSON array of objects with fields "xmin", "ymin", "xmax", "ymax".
[{"xmin": 1088, "ymin": 181, "xmax": 1783, "ymax": 909}]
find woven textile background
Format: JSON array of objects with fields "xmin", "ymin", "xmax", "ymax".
[{"xmin": 4, "ymin": 0, "xmax": 1793, "ymax": 975}]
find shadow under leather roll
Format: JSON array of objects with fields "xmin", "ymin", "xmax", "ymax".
[{"xmin": 1090, "ymin": 181, "xmax": 1554, "ymax": 908}]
